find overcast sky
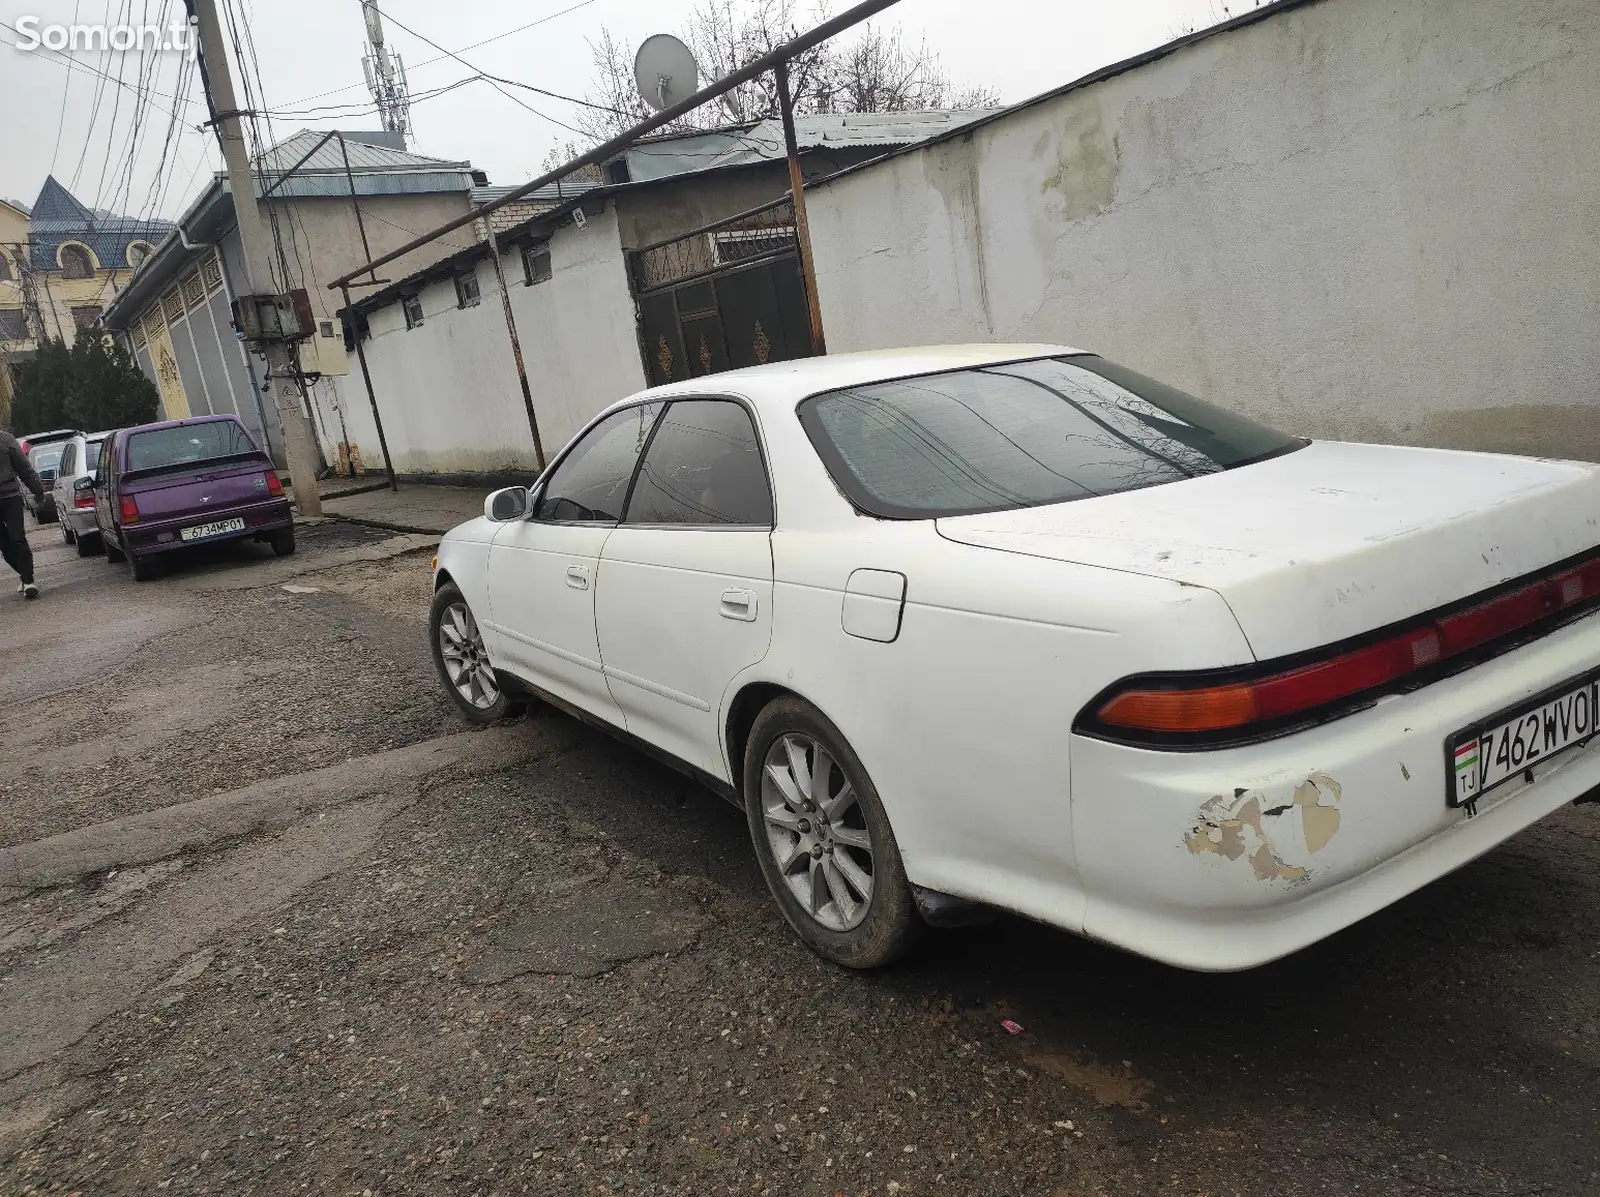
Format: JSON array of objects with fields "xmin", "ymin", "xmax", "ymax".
[{"xmin": 0, "ymin": 0, "xmax": 1235, "ymax": 225}]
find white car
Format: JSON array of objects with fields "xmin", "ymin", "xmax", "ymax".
[
  {"xmin": 49, "ymin": 430, "xmax": 112, "ymax": 556},
  {"xmin": 429, "ymin": 345, "xmax": 1600, "ymax": 971}
]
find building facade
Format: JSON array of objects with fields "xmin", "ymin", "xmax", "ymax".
[
  {"xmin": 102, "ymin": 129, "xmax": 483, "ymax": 470},
  {"xmin": 0, "ymin": 180, "xmax": 170, "ymax": 426}
]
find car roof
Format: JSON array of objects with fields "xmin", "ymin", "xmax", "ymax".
[
  {"xmin": 628, "ymin": 344, "xmax": 1086, "ymax": 410},
  {"xmin": 20, "ymin": 428, "xmax": 79, "ymax": 444},
  {"xmin": 120, "ymin": 413, "xmax": 243, "ymax": 435}
]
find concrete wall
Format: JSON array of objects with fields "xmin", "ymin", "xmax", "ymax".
[
  {"xmin": 342, "ymin": 201, "xmax": 649, "ymax": 478},
  {"xmin": 807, "ymin": 0, "xmax": 1600, "ymax": 460}
]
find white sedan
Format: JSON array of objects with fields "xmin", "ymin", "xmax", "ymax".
[{"xmin": 430, "ymin": 345, "xmax": 1600, "ymax": 971}]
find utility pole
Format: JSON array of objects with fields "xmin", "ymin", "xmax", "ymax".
[
  {"xmin": 188, "ymin": 0, "xmax": 323, "ymax": 517},
  {"xmin": 774, "ymin": 60, "xmax": 826, "ymax": 357},
  {"xmin": 477, "ymin": 214, "xmax": 546, "ymax": 472}
]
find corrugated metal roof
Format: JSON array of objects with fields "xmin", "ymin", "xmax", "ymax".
[
  {"xmin": 255, "ymin": 130, "xmax": 472, "ymax": 176},
  {"xmin": 700, "ymin": 109, "xmax": 1001, "ymax": 169},
  {"xmin": 469, "ymin": 180, "xmax": 603, "ymax": 207}
]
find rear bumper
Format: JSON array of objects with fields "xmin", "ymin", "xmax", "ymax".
[
  {"xmin": 1069, "ymin": 608, "xmax": 1600, "ymax": 971},
  {"xmin": 61, "ymin": 503, "xmax": 99, "ymax": 536},
  {"xmin": 124, "ymin": 499, "xmax": 293, "ymax": 555}
]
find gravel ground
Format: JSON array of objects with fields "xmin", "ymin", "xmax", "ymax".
[
  {"xmin": 0, "ymin": 527, "xmax": 455, "ymax": 848},
  {"xmin": 3, "ymin": 516, "xmax": 1599, "ymax": 1196}
]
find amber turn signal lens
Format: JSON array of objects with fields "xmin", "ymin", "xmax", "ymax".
[{"xmin": 1099, "ymin": 683, "xmax": 1261, "ymax": 732}]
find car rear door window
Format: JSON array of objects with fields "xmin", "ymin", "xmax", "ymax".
[
  {"xmin": 534, "ymin": 403, "xmax": 661, "ymax": 523},
  {"xmin": 624, "ymin": 400, "xmax": 772, "ymax": 526},
  {"xmin": 798, "ymin": 354, "xmax": 1303, "ymax": 519},
  {"xmin": 84, "ymin": 439, "xmax": 103, "ymax": 472},
  {"xmin": 126, "ymin": 421, "xmax": 258, "ymax": 472},
  {"xmin": 59, "ymin": 443, "xmax": 76, "ymax": 475}
]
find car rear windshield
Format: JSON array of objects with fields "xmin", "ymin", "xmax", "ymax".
[
  {"xmin": 797, "ymin": 355, "xmax": 1304, "ymax": 519},
  {"xmin": 125, "ymin": 421, "xmax": 259, "ymax": 473}
]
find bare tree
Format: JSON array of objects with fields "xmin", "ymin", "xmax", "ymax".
[{"xmin": 573, "ymin": 0, "xmax": 1000, "ymax": 142}]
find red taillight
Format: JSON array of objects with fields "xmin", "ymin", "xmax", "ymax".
[
  {"xmin": 119, "ymin": 494, "xmax": 140, "ymax": 524},
  {"xmin": 74, "ymin": 492, "xmax": 95, "ymax": 509},
  {"xmin": 1092, "ymin": 548, "xmax": 1600, "ymax": 740},
  {"xmin": 265, "ymin": 470, "xmax": 283, "ymax": 497}
]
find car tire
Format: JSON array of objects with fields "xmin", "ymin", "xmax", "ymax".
[
  {"xmin": 103, "ymin": 532, "xmax": 126, "ymax": 563},
  {"xmin": 429, "ymin": 582, "xmax": 521, "ymax": 724},
  {"xmin": 270, "ymin": 525, "xmax": 296, "ymax": 557},
  {"xmin": 76, "ymin": 531, "xmax": 100, "ymax": 558},
  {"xmin": 61, "ymin": 521, "xmax": 76, "ymax": 546},
  {"xmin": 743, "ymin": 696, "xmax": 920, "ymax": 970},
  {"xmin": 126, "ymin": 550, "xmax": 157, "ymax": 582}
]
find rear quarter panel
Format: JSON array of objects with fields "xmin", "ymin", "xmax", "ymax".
[{"xmin": 742, "ymin": 520, "xmax": 1256, "ymax": 932}]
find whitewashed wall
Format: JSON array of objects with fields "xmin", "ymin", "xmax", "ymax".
[
  {"xmin": 808, "ymin": 0, "xmax": 1600, "ymax": 460},
  {"xmin": 506, "ymin": 203, "xmax": 648, "ymax": 454},
  {"xmin": 341, "ymin": 202, "xmax": 646, "ymax": 478}
]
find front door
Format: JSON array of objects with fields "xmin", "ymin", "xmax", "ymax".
[
  {"xmin": 485, "ymin": 402, "xmax": 661, "ymax": 726},
  {"xmin": 595, "ymin": 398, "xmax": 776, "ymax": 779}
]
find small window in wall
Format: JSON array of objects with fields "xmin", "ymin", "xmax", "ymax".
[
  {"xmin": 0, "ymin": 309, "xmax": 26, "ymax": 340},
  {"xmin": 71, "ymin": 305, "xmax": 103, "ymax": 330},
  {"xmin": 454, "ymin": 271, "xmax": 481, "ymax": 309},
  {"xmin": 59, "ymin": 243, "xmax": 95, "ymax": 279},
  {"xmin": 127, "ymin": 241, "xmax": 153, "ymax": 268},
  {"xmin": 403, "ymin": 294, "xmax": 424, "ymax": 329},
  {"xmin": 522, "ymin": 242, "xmax": 552, "ymax": 286},
  {"xmin": 0, "ymin": 253, "xmax": 12, "ymax": 281}
]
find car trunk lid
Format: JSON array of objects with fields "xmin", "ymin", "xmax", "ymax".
[
  {"xmin": 936, "ymin": 441, "xmax": 1600, "ymax": 660},
  {"xmin": 124, "ymin": 456, "xmax": 273, "ymax": 523}
]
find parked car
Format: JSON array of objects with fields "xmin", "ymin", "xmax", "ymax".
[
  {"xmin": 428, "ymin": 345, "xmax": 1600, "ymax": 973},
  {"xmin": 49, "ymin": 430, "xmax": 113, "ymax": 556},
  {"xmin": 94, "ymin": 415, "xmax": 295, "ymax": 581},
  {"xmin": 18, "ymin": 428, "xmax": 79, "ymax": 523}
]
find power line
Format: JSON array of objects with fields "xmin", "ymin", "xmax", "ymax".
[
  {"xmin": 364, "ymin": 3, "xmax": 589, "ymax": 137},
  {"xmin": 47, "ymin": 0, "xmax": 84, "ymax": 174},
  {"xmin": 67, "ymin": 1, "xmax": 118, "ymax": 191}
]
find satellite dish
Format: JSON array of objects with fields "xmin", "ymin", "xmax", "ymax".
[{"xmin": 634, "ymin": 34, "xmax": 699, "ymax": 111}]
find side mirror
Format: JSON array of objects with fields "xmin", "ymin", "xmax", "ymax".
[
  {"xmin": 74, "ymin": 476, "xmax": 94, "ymax": 493},
  {"xmin": 485, "ymin": 486, "xmax": 531, "ymax": 522}
]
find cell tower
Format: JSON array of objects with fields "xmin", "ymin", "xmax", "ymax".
[{"xmin": 360, "ymin": 0, "xmax": 411, "ymax": 144}]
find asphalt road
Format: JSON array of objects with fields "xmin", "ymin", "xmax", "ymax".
[{"xmin": 1, "ymin": 511, "xmax": 1597, "ymax": 1196}]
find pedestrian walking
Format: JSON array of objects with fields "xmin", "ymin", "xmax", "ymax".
[{"xmin": 0, "ymin": 429, "xmax": 43, "ymax": 599}]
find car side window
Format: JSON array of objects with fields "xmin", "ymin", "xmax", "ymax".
[
  {"xmin": 59, "ymin": 443, "xmax": 75, "ymax": 475},
  {"xmin": 624, "ymin": 399, "xmax": 773, "ymax": 526},
  {"xmin": 534, "ymin": 403, "xmax": 661, "ymax": 523}
]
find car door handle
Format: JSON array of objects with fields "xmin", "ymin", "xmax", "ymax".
[
  {"xmin": 719, "ymin": 588, "xmax": 758, "ymax": 621},
  {"xmin": 566, "ymin": 564, "xmax": 590, "ymax": 590}
]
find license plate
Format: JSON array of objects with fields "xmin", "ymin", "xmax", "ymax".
[
  {"xmin": 179, "ymin": 517, "xmax": 246, "ymax": 542},
  {"xmin": 1449, "ymin": 672, "xmax": 1600, "ymax": 806}
]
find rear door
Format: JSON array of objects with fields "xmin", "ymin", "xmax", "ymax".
[
  {"xmin": 93, "ymin": 432, "xmax": 119, "ymax": 534},
  {"xmin": 595, "ymin": 398, "xmax": 775, "ymax": 779},
  {"xmin": 486, "ymin": 402, "xmax": 662, "ymax": 727}
]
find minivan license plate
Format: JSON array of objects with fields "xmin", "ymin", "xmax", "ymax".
[
  {"xmin": 1449, "ymin": 673, "xmax": 1600, "ymax": 807},
  {"xmin": 180, "ymin": 517, "xmax": 246, "ymax": 542}
]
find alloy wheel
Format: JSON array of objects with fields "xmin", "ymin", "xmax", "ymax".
[
  {"xmin": 437, "ymin": 600, "xmax": 500, "ymax": 709},
  {"xmin": 760, "ymin": 732, "xmax": 875, "ymax": 931}
]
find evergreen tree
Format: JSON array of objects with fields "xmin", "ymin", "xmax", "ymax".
[{"xmin": 8, "ymin": 335, "xmax": 160, "ymax": 434}]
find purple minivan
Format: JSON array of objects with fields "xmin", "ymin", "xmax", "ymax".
[{"xmin": 92, "ymin": 415, "xmax": 295, "ymax": 581}]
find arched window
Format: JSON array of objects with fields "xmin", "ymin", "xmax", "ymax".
[
  {"xmin": 59, "ymin": 243, "xmax": 95, "ymax": 279},
  {"xmin": 127, "ymin": 241, "xmax": 153, "ymax": 268},
  {"xmin": 0, "ymin": 252, "xmax": 12, "ymax": 282}
]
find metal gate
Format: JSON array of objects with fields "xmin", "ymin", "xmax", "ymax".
[{"xmin": 630, "ymin": 197, "xmax": 815, "ymax": 387}]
